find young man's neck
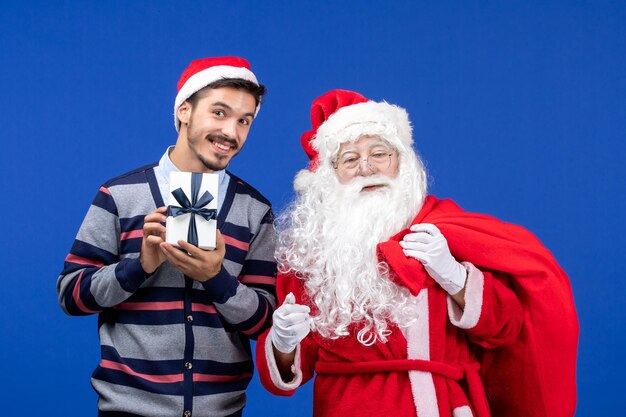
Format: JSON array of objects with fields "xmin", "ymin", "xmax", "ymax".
[{"xmin": 169, "ymin": 138, "xmax": 217, "ymax": 174}]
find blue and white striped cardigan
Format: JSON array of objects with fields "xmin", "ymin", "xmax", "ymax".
[{"xmin": 57, "ymin": 162, "xmax": 277, "ymax": 417}]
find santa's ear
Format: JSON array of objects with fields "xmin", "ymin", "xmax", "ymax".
[{"xmin": 177, "ymin": 101, "xmax": 192, "ymax": 125}]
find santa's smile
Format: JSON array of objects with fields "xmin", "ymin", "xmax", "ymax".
[{"xmin": 361, "ymin": 184, "xmax": 387, "ymax": 192}]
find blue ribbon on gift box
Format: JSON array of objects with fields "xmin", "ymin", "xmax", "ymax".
[{"xmin": 167, "ymin": 173, "xmax": 217, "ymax": 247}]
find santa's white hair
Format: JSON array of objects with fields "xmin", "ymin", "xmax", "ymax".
[{"xmin": 276, "ymin": 99, "xmax": 428, "ymax": 346}]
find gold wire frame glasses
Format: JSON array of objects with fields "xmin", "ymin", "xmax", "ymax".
[{"xmin": 333, "ymin": 150, "xmax": 395, "ymax": 173}]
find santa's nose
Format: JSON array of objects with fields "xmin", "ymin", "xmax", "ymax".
[{"xmin": 356, "ymin": 159, "xmax": 374, "ymax": 176}]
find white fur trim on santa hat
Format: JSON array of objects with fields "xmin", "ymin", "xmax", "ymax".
[
  {"xmin": 293, "ymin": 168, "xmax": 316, "ymax": 193},
  {"xmin": 312, "ymin": 100, "xmax": 413, "ymax": 164},
  {"xmin": 294, "ymin": 100, "xmax": 416, "ymax": 193},
  {"xmin": 173, "ymin": 65, "xmax": 259, "ymax": 131}
]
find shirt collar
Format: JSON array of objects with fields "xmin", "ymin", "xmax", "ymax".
[{"xmin": 159, "ymin": 146, "xmax": 226, "ymax": 184}]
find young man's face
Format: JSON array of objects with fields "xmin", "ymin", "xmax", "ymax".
[{"xmin": 179, "ymin": 87, "xmax": 257, "ymax": 172}]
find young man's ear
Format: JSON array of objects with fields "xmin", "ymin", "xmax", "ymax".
[{"xmin": 177, "ymin": 101, "xmax": 192, "ymax": 125}]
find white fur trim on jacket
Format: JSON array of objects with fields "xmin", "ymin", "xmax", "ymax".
[
  {"xmin": 447, "ymin": 262, "xmax": 484, "ymax": 329},
  {"xmin": 405, "ymin": 289, "xmax": 440, "ymax": 417},
  {"xmin": 173, "ymin": 65, "xmax": 259, "ymax": 131},
  {"xmin": 264, "ymin": 330, "xmax": 304, "ymax": 391}
]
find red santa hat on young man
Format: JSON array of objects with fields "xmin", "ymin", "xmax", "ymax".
[
  {"xmin": 295, "ymin": 89, "xmax": 414, "ymax": 190},
  {"xmin": 173, "ymin": 56, "xmax": 260, "ymax": 132}
]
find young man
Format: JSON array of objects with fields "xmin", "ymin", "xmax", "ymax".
[
  {"xmin": 256, "ymin": 89, "xmax": 578, "ymax": 417},
  {"xmin": 57, "ymin": 57, "xmax": 277, "ymax": 417}
]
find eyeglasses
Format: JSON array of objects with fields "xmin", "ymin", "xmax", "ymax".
[{"xmin": 333, "ymin": 150, "xmax": 395, "ymax": 174}]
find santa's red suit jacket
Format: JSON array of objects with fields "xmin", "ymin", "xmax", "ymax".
[{"xmin": 256, "ymin": 196, "xmax": 578, "ymax": 417}]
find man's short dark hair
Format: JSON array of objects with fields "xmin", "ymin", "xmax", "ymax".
[{"xmin": 186, "ymin": 78, "xmax": 267, "ymax": 108}]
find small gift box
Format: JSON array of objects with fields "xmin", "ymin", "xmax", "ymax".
[{"xmin": 166, "ymin": 172, "xmax": 218, "ymax": 250}]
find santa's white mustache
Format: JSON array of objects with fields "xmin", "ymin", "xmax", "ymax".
[{"xmin": 341, "ymin": 175, "xmax": 394, "ymax": 193}]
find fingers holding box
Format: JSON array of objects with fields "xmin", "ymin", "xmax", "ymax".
[
  {"xmin": 159, "ymin": 231, "xmax": 225, "ymax": 282},
  {"xmin": 140, "ymin": 206, "xmax": 168, "ymax": 274}
]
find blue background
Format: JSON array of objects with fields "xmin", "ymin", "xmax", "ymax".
[{"xmin": 1, "ymin": 1, "xmax": 624, "ymax": 415}]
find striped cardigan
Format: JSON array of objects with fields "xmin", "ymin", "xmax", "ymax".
[{"xmin": 57, "ymin": 163, "xmax": 277, "ymax": 417}]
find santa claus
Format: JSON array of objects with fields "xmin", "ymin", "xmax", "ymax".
[{"xmin": 256, "ymin": 89, "xmax": 578, "ymax": 417}]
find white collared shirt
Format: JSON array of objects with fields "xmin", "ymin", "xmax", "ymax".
[{"xmin": 153, "ymin": 146, "xmax": 229, "ymax": 213}]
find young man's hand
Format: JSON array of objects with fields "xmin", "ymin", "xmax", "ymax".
[
  {"xmin": 159, "ymin": 230, "xmax": 226, "ymax": 281},
  {"xmin": 140, "ymin": 206, "xmax": 168, "ymax": 274}
]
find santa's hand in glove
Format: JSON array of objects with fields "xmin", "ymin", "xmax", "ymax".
[
  {"xmin": 269, "ymin": 292, "xmax": 312, "ymax": 354},
  {"xmin": 399, "ymin": 223, "xmax": 467, "ymax": 296}
]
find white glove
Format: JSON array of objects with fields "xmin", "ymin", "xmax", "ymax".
[
  {"xmin": 269, "ymin": 292, "xmax": 312, "ymax": 354},
  {"xmin": 399, "ymin": 223, "xmax": 467, "ymax": 295}
]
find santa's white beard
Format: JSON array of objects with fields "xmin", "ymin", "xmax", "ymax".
[{"xmin": 277, "ymin": 154, "xmax": 427, "ymax": 345}]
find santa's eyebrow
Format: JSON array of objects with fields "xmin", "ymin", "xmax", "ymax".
[
  {"xmin": 338, "ymin": 141, "xmax": 393, "ymax": 156},
  {"xmin": 368, "ymin": 141, "xmax": 393, "ymax": 150},
  {"xmin": 338, "ymin": 147, "xmax": 357, "ymax": 154}
]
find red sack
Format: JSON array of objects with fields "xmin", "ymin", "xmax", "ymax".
[{"xmin": 377, "ymin": 196, "xmax": 578, "ymax": 417}]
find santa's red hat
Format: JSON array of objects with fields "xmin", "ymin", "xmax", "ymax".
[
  {"xmin": 300, "ymin": 89, "xmax": 414, "ymax": 172},
  {"xmin": 174, "ymin": 56, "xmax": 260, "ymax": 131}
]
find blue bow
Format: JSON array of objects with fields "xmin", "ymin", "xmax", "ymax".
[{"xmin": 167, "ymin": 173, "xmax": 217, "ymax": 247}]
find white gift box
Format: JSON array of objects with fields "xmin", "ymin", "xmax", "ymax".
[{"xmin": 166, "ymin": 172, "xmax": 218, "ymax": 250}]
